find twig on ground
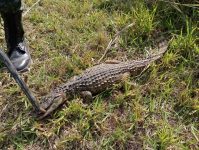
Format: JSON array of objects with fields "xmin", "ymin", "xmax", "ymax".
[
  {"xmin": 97, "ymin": 22, "xmax": 135, "ymax": 64},
  {"xmin": 23, "ymin": 0, "xmax": 41, "ymax": 17}
]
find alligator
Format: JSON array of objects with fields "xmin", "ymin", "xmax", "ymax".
[{"xmin": 39, "ymin": 39, "xmax": 169, "ymax": 119}]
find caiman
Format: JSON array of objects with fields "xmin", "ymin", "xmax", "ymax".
[{"xmin": 39, "ymin": 38, "xmax": 169, "ymax": 119}]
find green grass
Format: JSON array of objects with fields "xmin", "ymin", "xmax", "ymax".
[{"xmin": 0, "ymin": 0, "xmax": 198, "ymax": 149}]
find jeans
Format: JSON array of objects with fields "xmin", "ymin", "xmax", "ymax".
[{"xmin": 0, "ymin": 0, "xmax": 21, "ymax": 13}]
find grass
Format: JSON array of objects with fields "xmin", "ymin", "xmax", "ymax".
[{"xmin": 0, "ymin": 0, "xmax": 198, "ymax": 149}]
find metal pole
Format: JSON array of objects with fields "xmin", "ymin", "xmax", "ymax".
[{"xmin": 0, "ymin": 49, "xmax": 45, "ymax": 113}]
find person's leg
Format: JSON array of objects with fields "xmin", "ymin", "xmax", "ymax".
[{"xmin": 0, "ymin": 0, "xmax": 31, "ymax": 72}]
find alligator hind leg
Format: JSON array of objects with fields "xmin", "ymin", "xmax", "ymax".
[
  {"xmin": 118, "ymin": 72, "xmax": 137, "ymax": 92},
  {"xmin": 121, "ymin": 72, "xmax": 137, "ymax": 87},
  {"xmin": 121, "ymin": 72, "xmax": 130, "ymax": 81}
]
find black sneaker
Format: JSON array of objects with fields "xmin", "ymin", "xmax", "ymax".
[{"xmin": 9, "ymin": 41, "xmax": 31, "ymax": 72}]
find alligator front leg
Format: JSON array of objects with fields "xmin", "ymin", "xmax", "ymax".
[{"xmin": 80, "ymin": 91, "xmax": 93, "ymax": 103}]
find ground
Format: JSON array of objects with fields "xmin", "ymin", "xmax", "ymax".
[{"xmin": 0, "ymin": 0, "xmax": 198, "ymax": 149}]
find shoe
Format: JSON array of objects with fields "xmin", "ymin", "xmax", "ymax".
[
  {"xmin": 9, "ymin": 41, "xmax": 31, "ymax": 72},
  {"xmin": 1, "ymin": 10, "xmax": 31, "ymax": 72}
]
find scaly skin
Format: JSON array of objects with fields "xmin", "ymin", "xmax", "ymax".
[{"xmin": 39, "ymin": 40, "xmax": 168, "ymax": 119}]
